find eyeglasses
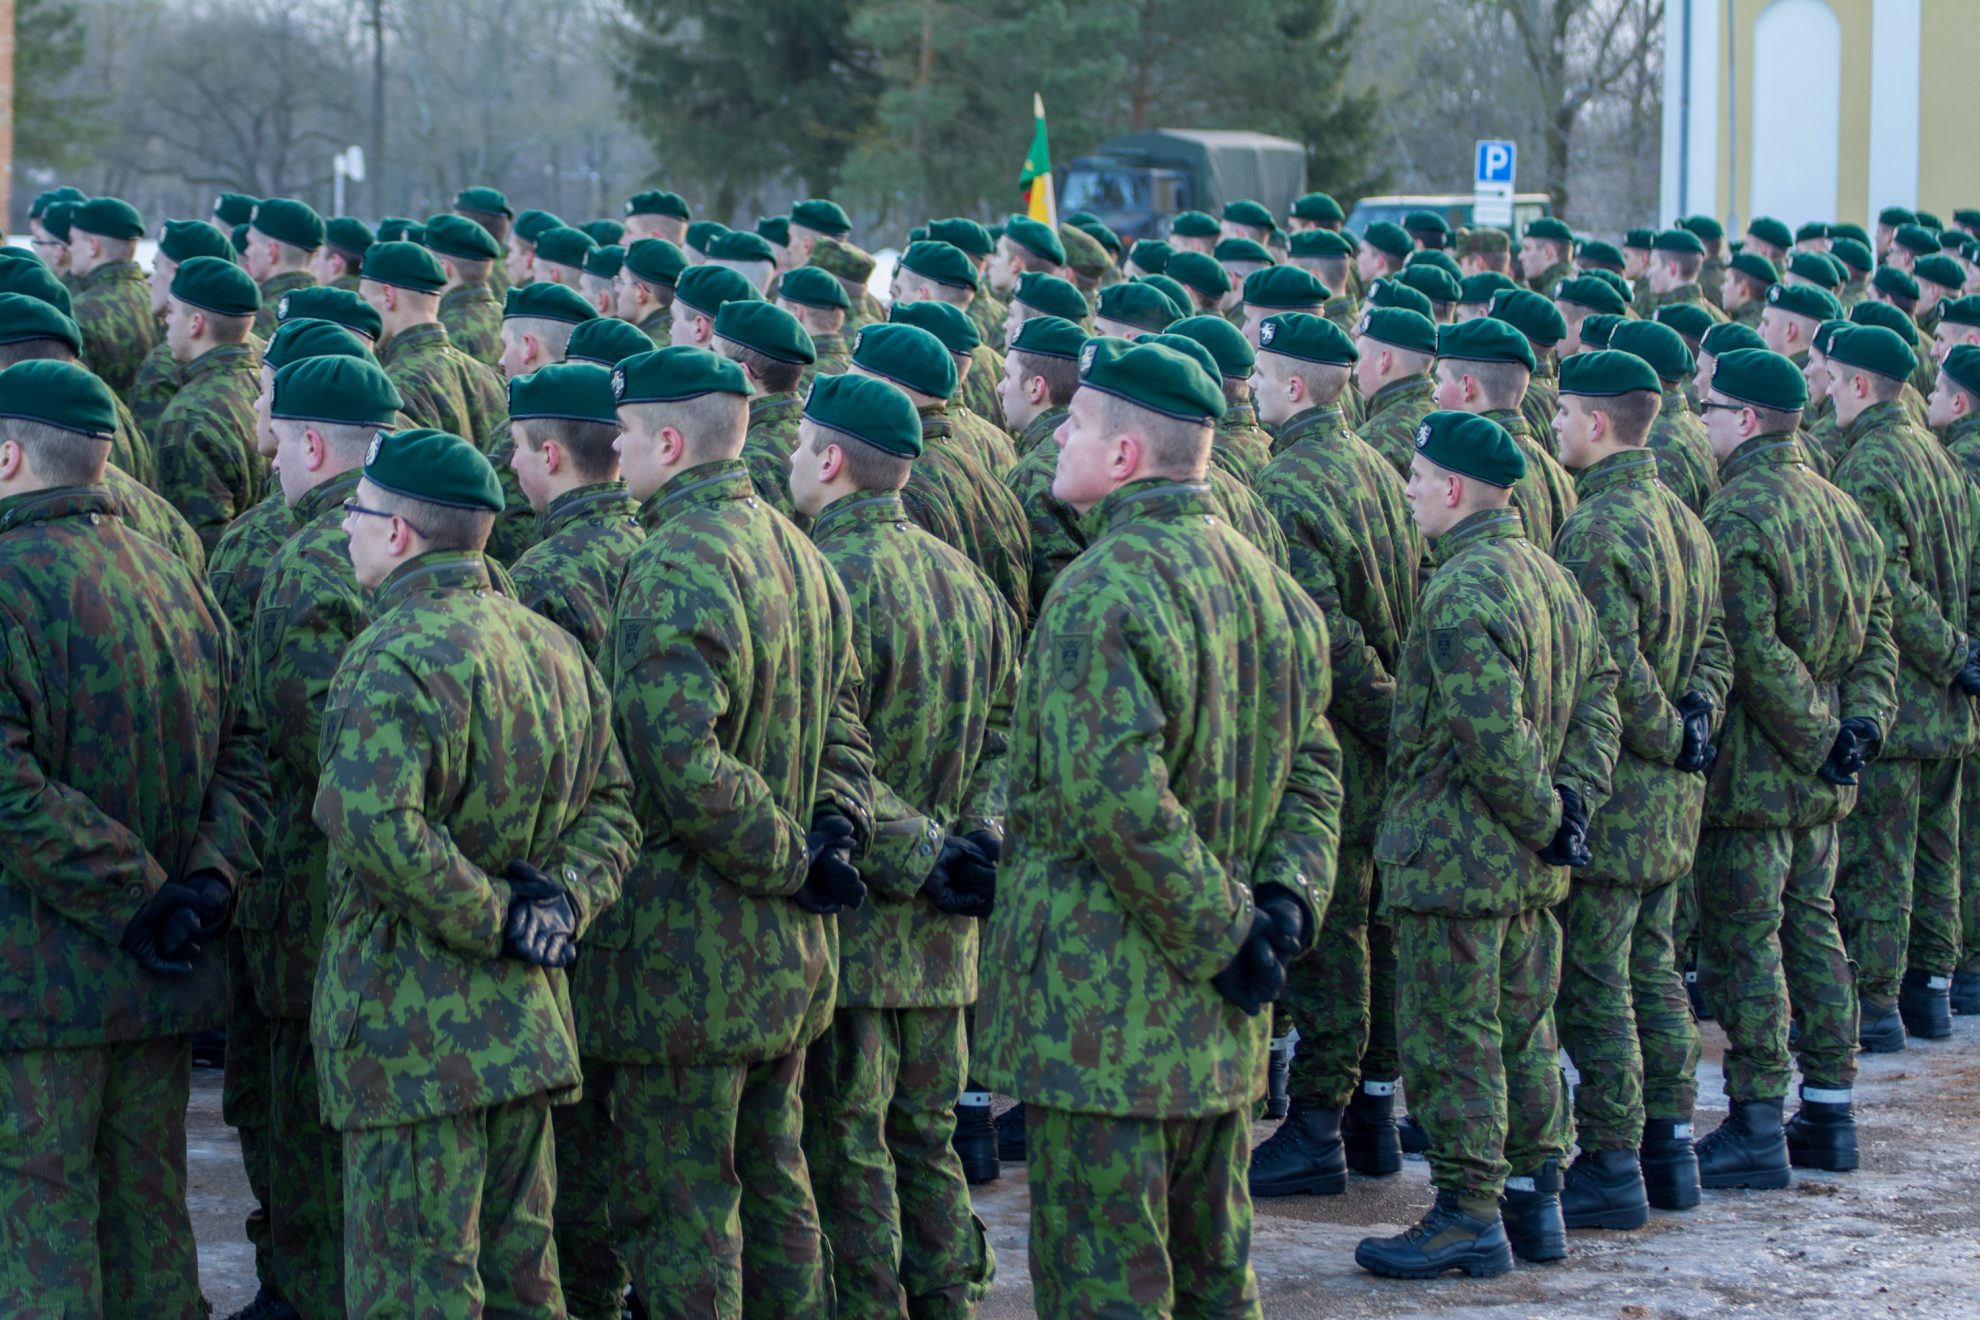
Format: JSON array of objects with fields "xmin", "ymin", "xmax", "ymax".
[
  {"xmin": 29, "ymin": 237, "xmax": 65, "ymax": 249},
  {"xmin": 1698, "ymin": 401, "xmax": 1749, "ymax": 414},
  {"xmin": 343, "ymin": 497, "xmax": 424, "ymax": 538}
]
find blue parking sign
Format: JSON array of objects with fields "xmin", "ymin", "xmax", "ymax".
[{"xmin": 1475, "ymin": 140, "xmax": 1516, "ymax": 185}]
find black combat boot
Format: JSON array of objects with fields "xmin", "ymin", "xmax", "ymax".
[
  {"xmin": 1858, "ymin": 1000, "xmax": 1908, "ymax": 1053},
  {"xmin": 191, "ymin": 1028, "xmax": 227, "ymax": 1069},
  {"xmin": 1264, "ymin": 1035, "xmax": 1292, "ymax": 1120},
  {"xmin": 1952, "ymin": 968, "xmax": 1980, "ymax": 1015},
  {"xmin": 994, "ymin": 1101, "xmax": 1027, "ymax": 1162},
  {"xmin": 1247, "ymin": 1098, "xmax": 1347, "ymax": 1197},
  {"xmin": 1354, "ymin": 1188, "xmax": 1514, "ymax": 1279},
  {"xmin": 1685, "ymin": 957, "xmax": 1711, "ymax": 1020},
  {"xmin": 1898, "ymin": 968, "xmax": 1953, "ymax": 1040},
  {"xmin": 951, "ymin": 1086, "xmax": 998, "ymax": 1185},
  {"xmin": 1499, "ymin": 1158, "xmax": 1567, "ymax": 1262},
  {"xmin": 1638, "ymin": 1118, "xmax": 1701, "ymax": 1210},
  {"xmin": 1396, "ymin": 1108, "xmax": 1430, "ymax": 1154},
  {"xmin": 1784, "ymin": 1084, "xmax": 1860, "ymax": 1171},
  {"xmin": 222, "ymin": 1285, "xmax": 300, "ymax": 1320},
  {"xmin": 1341, "ymin": 1079, "xmax": 1403, "ymax": 1176},
  {"xmin": 1560, "ymin": 1147, "xmax": 1650, "ymax": 1230},
  {"xmin": 1695, "ymin": 1096, "xmax": 1790, "ymax": 1190}
]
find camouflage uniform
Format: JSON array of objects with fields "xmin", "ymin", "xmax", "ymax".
[
  {"xmin": 1801, "ymin": 396, "xmax": 1847, "ymax": 479},
  {"xmin": 966, "ymin": 291, "xmax": 1006, "ymax": 347},
  {"xmin": 253, "ymin": 271, "xmax": 315, "ymax": 340},
  {"xmin": 130, "ymin": 340, "xmax": 183, "ymax": 448},
  {"xmin": 1522, "ymin": 361, "xmax": 1560, "ymax": 441},
  {"xmin": 742, "ymin": 390, "xmax": 805, "ymax": 521},
  {"xmin": 953, "ymin": 403, "xmax": 1018, "ymax": 479},
  {"xmin": 207, "ymin": 492, "xmax": 296, "ymax": 639},
  {"xmin": 1529, "ymin": 260, "xmax": 1575, "ymax": 296},
  {"xmin": 905, "ymin": 409, "xmax": 1035, "ymax": 636},
  {"xmin": 636, "ymin": 308, "xmax": 671, "ymax": 349},
  {"xmin": 1829, "ymin": 400, "xmax": 1979, "ymax": 1009},
  {"xmin": 802, "ymin": 491, "xmax": 1016, "ymax": 1318},
  {"xmin": 1649, "ymin": 385, "xmax": 1719, "ymax": 515},
  {"xmin": 104, "ymin": 464, "xmax": 207, "ymax": 573},
  {"xmin": 379, "ymin": 321, "xmax": 509, "ymax": 449},
  {"xmin": 311, "ymin": 547, "xmax": 636, "ymax": 1317},
  {"xmin": 508, "ymin": 481, "xmax": 645, "ymax": 666},
  {"xmin": 439, "ymin": 283, "xmax": 503, "ymax": 366},
  {"xmin": 109, "ymin": 394, "xmax": 157, "ymax": 492},
  {"xmin": 800, "ymin": 331, "xmax": 850, "ymax": 394},
  {"xmin": 1324, "ymin": 290, "xmax": 1362, "ymax": 336},
  {"xmin": 1481, "ymin": 406, "xmax": 1578, "ymax": 550},
  {"xmin": 959, "ymin": 343, "xmax": 1007, "ymax": 434},
  {"xmin": 1552, "ymin": 449, "xmax": 1730, "ymax": 1148},
  {"xmin": 1700, "ymin": 257, "xmax": 1728, "ymax": 310},
  {"xmin": 976, "ymin": 477, "xmax": 1341, "ymax": 1318},
  {"xmin": 1942, "ymin": 417, "xmax": 1980, "ymax": 982},
  {"xmin": 1359, "ymin": 374, "xmax": 1438, "ymax": 480},
  {"xmin": 73, "ymin": 262, "xmax": 157, "ymax": 405},
  {"xmin": 575, "ymin": 457, "xmax": 874, "ymax": 1319},
  {"xmin": 479, "ymin": 421, "xmax": 539, "ymax": 567},
  {"xmin": 1376, "ymin": 506, "xmax": 1622, "ymax": 1200},
  {"xmin": 154, "ymin": 342, "xmax": 265, "ymax": 551},
  {"xmin": 0, "ymin": 483, "xmax": 268, "ymax": 1317},
  {"xmin": 1214, "ymin": 402, "xmax": 1275, "ymax": 483}
]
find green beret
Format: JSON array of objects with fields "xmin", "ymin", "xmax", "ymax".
[
  {"xmin": 1004, "ymin": 216, "xmax": 1065, "ymax": 266},
  {"xmin": 1792, "ymin": 222, "xmax": 1829, "ymax": 246},
  {"xmin": 1354, "ymin": 305, "xmax": 1439, "ymax": 357},
  {"xmin": 504, "ymin": 281, "xmax": 597, "ymax": 325},
  {"xmin": 1130, "ymin": 274, "xmax": 1186, "ymax": 316},
  {"xmin": 1243, "ymin": 264, "xmax": 1331, "ymax": 309},
  {"xmin": 1728, "ymin": 250, "xmax": 1780, "ymax": 286},
  {"xmin": 1831, "ymin": 222, "xmax": 1872, "ymax": 247},
  {"xmin": 1399, "ymin": 264, "xmax": 1461, "ymax": 307},
  {"xmin": 585, "ymin": 245, "xmax": 625, "ymax": 280},
  {"xmin": 1937, "ymin": 295, "xmax": 1980, "ymax": 329},
  {"xmin": 1894, "ymin": 223, "xmax": 1941, "ymax": 257},
  {"xmin": 515, "ymin": 209, "xmax": 566, "ymax": 244},
  {"xmin": 1524, "ymin": 217, "xmax": 1574, "ymax": 245},
  {"xmin": 1071, "ymin": 216, "xmax": 1123, "ymax": 257},
  {"xmin": 791, "ymin": 199, "xmax": 852, "ymax": 237},
  {"xmin": 611, "ymin": 345, "xmax": 749, "ymax": 406},
  {"xmin": 1700, "ymin": 321, "xmax": 1766, "ymax": 358},
  {"xmin": 1941, "ymin": 344, "xmax": 1980, "ymax": 399},
  {"xmin": 803, "ymin": 371, "xmax": 923, "ymax": 458},
  {"xmin": 1406, "ymin": 249, "xmax": 1464, "ymax": 279},
  {"xmin": 625, "ymin": 191, "xmax": 691, "ymax": 222},
  {"xmin": 250, "ymin": 198, "xmax": 323, "ymax": 250},
  {"xmin": 1765, "ymin": 281, "xmax": 1841, "ymax": 323},
  {"xmin": 1167, "ymin": 314, "xmax": 1256, "ymax": 378},
  {"xmin": 928, "ymin": 217, "xmax": 994, "ymax": 259},
  {"xmin": 1652, "ymin": 227, "xmax": 1705, "ymax": 256},
  {"xmin": 1710, "ymin": 347, "xmax": 1808, "ymax": 412},
  {"xmin": 1811, "ymin": 318, "xmax": 1850, "ymax": 357},
  {"xmin": 1009, "ymin": 315, "xmax": 1088, "ymax": 361},
  {"xmin": 756, "ymin": 216, "xmax": 790, "ymax": 248},
  {"xmin": 376, "ymin": 217, "xmax": 420, "ymax": 243},
  {"xmin": 0, "ymin": 292, "xmax": 81, "ymax": 354},
  {"xmin": 1607, "ymin": 319, "xmax": 1695, "ymax": 383},
  {"xmin": 325, "ymin": 217, "xmax": 375, "ymax": 259},
  {"xmin": 852, "ymin": 321, "xmax": 956, "ymax": 399},
  {"xmin": 1917, "ymin": 210, "xmax": 1946, "ymax": 232},
  {"xmin": 1166, "ymin": 251, "xmax": 1232, "ymax": 302},
  {"xmin": 1438, "ymin": 316, "xmax": 1537, "ymax": 371},
  {"xmin": 889, "ymin": 300, "xmax": 977, "ymax": 357},
  {"xmin": 1872, "ymin": 265, "xmax": 1921, "ymax": 302},
  {"xmin": 1412, "ymin": 409, "xmax": 1524, "ymax": 487},
  {"xmin": 1014, "ymin": 271, "xmax": 1088, "ymax": 322},
  {"xmin": 1786, "ymin": 251, "xmax": 1841, "ymax": 288},
  {"xmin": 159, "ymin": 219, "xmax": 236, "ymax": 267},
  {"xmin": 1653, "ymin": 302, "xmax": 1715, "ymax": 343},
  {"xmin": 1589, "ymin": 272, "xmax": 1639, "ymax": 311},
  {"xmin": 1578, "ymin": 313, "xmax": 1622, "ymax": 350},
  {"xmin": 1291, "ymin": 192, "xmax": 1344, "ymax": 224},
  {"xmin": 276, "ymin": 285, "xmax": 381, "ymax": 339},
  {"xmin": 624, "ymin": 238, "xmax": 688, "ymax": 288},
  {"xmin": 674, "ymin": 264, "xmax": 762, "ymax": 318},
  {"xmin": 1058, "ymin": 223, "xmax": 1112, "ymax": 281},
  {"xmin": 231, "ymin": 224, "xmax": 250, "ymax": 254},
  {"xmin": 1955, "ymin": 209, "xmax": 1980, "ymax": 231},
  {"xmin": 1213, "ymin": 238, "xmax": 1274, "ymax": 266},
  {"xmin": 362, "ymin": 241, "xmax": 446, "ymax": 294},
  {"xmin": 1849, "ymin": 298, "xmax": 1920, "ymax": 344},
  {"xmin": 1127, "ymin": 239, "xmax": 1174, "ymax": 274},
  {"xmin": 1257, "ymin": 311, "xmax": 1357, "ymax": 367},
  {"xmin": 1622, "ymin": 227, "xmax": 1656, "ymax": 249},
  {"xmin": 1827, "ymin": 323, "xmax": 1917, "ymax": 382},
  {"xmin": 1288, "ymin": 229, "xmax": 1355, "ymax": 260},
  {"xmin": 1098, "ymin": 282, "xmax": 1181, "ymax": 334},
  {"xmin": 1576, "ymin": 239, "xmax": 1625, "ymax": 271},
  {"xmin": 708, "ymin": 229, "xmax": 776, "ymax": 265},
  {"xmin": 272, "ymin": 356, "xmax": 402, "ymax": 427},
  {"xmin": 453, "ymin": 186, "xmax": 512, "ymax": 218},
  {"xmin": 170, "ymin": 255, "xmax": 261, "ymax": 318},
  {"xmin": 71, "ymin": 197, "xmax": 145, "ymax": 241},
  {"xmin": 684, "ymin": 222, "xmax": 726, "ymax": 256},
  {"xmin": 507, "ymin": 361, "xmax": 619, "ymax": 424},
  {"xmin": 582, "ymin": 220, "xmax": 626, "ymax": 249},
  {"xmin": 899, "ymin": 240, "xmax": 979, "ymax": 292},
  {"xmin": 534, "ymin": 226, "xmax": 599, "ymax": 271},
  {"xmin": 1879, "ymin": 206, "xmax": 1918, "ymax": 229},
  {"xmin": 776, "ymin": 264, "xmax": 851, "ymax": 311},
  {"xmin": 1404, "ymin": 210, "xmax": 1453, "ymax": 238},
  {"xmin": 1678, "ymin": 214, "xmax": 1725, "ymax": 242},
  {"xmin": 263, "ymin": 318, "xmax": 375, "ymax": 370},
  {"xmin": 1552, "ymin": 274, "xmax": 1626, "ymax": 316},
  {"xmin": 565, "ymin": 317, "xmax": 660, "ymax": 367},
  {"xmin": 1459, "ymin": 271, "xmax": 1518, "ymax": 306},
  {"xmin": 1223, "ymin": 199, "xmax": 1275, "ymax": 230},
  {"xmin": 808, "ymin": 235, "xmax": 875, "ymax": 282},
  {"xmin": 27, "ymin": 187, "xmax": 82, "ymax": 222},
  {"xmin": 1558, "ymin": 349, "xmax": 1660, "ymax": 398},
  {"xmin": 1489, "ymin": 288, "xmax": 1567, "ymax": 348},
  {"xmin": 1368, "ymin": 277, "xmax": 1434, "ymax": 319},
  {"xmin": 1076, "ymin": 337, "xmax": 1224, "ymax": 422},
  {"xmin": 1914, "ymin": 254, "xmax": 1965, "ymax": 290},
  {"xmin": 1169, "ymin": 210, "xmax": 1220, "ymax": 240},
  {"xmin": 213, "ymin": 193, "xmax": 258, "ymax": 227},
  {"xmin": 1744, "ymin": 216, "xmax": 1792, "ymax": 250},
  {"xmin": 1135, "ymin": 332, "xmax": 1221, "ymax": 383},
  {"xmin": 0, "ymin": 360, "xmax": 117, "ymax": 438},
  {"xmin": 717, "ymin": 301, "xmax": 816, "ymax": 364},
  {"xmin": 39, "ymin": 201, "xmax": 75, "ymax": 242},
  {"xmin": 1362, "ymin": 222, "xmax": 1414, "ymax": 260},
  {"xmin": 362, "ymin": 427, "xmax": 503, "ymax": 512}
]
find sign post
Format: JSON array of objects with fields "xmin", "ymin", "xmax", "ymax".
[{"xmin": 1474, "ymin": 139, "xmax": 1516, "ymax": 227}]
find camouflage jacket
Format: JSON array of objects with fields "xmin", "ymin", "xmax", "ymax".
[
  {"xmin": 311, "ymin": 550, "xmax": 638, "ymax": 1129},
  {"xmin": 967, "ymin": 291, "xmax": 1007, "ymax": 346},
  {"xmin": 799, "ymin": 331, "xmax": 850, "ymax": 395},
  {"xmin": 1730, "ymin": 298, "xmax": 1765, "ymax": 329},
  {"xmin": 954, "ymin": 402, "xmax": 1018, "ymax": 479},
  {"xmin": 1013, "ymin": 404, "xmax": 1061, "ymax": 460},
  {"xmin": 1483, "ymin": 407, "xmax": 1578, "ymax": 550},
  {"xmin": 73, "ymin": 262, "xmax": 158, "ymax": 404},
  {"xmin": 904, "ymin": 411, "xmax": 1034, "ymax": 635},
  {"xmin": 379, "ymin": 322, "xmax": 509, "ymax": 448},
  {"xmin": 1007, "ymin": 409, "xmax": 1083, "ymax": 614},
  {"xmin": 1645, "ymin": 282, "xmax": 1729, "ymax": 324},
  {"xmin": 509, "ymin": 482, "xmax": 645, "ymax": 666},
  {"xmin": 812, "ymin": 491, "xmax": 1019, "ymax": 1007},
  {"xmin": 1257, "ymin": 405, "xmax": 1423, "ymax": 842},
  {"xmin": 253, "ymin": 271, "xmax": 316, "ymax": 339},
  {"xmin": 438, "ymin": 284, "xmax": 503, "ymax": 367},
  {"xmin": 1802, "ymin": 397, "xmax": 1846, "ymax": 478},
  {"xmin": 479, "ymin": 421, "xmax": 540, "ymax": 567},
  {"xmin": 1649, "ymin": 386, "xmax": 1719, "ymax": 515},
  {"xmin": 1522, "ymin": 363, "xmax": 1560, "ymax": 441},
  {"xmin": 1360, "ymin": 374, "xmax": 1438, "ymax": 479},
  {"xmin": 1702, "ymin": 435, "xmax": 1900, "ymax": 828},
  {"xmin": 130, "ymin": 339, "xmax": 182, "ymax": 452},
  {"xmin": 636, "ymin": 308, "xmax": 671, "ymax": 349},
  {"xmin": 207, "ymin": 492, "xmax": 299, "ymax": 641},
  {"xmin": 110, "ymin": 393, "xmax": 157, "ymax": 491},
  {"xmin": 1375, "ymin": 506, "xmax": 1622, "ymax": 918},
  {"xmin": 104, "ymin": 465, "xmax": 206, "ymax": 574},
  {"xmin": 577, "ymin": 458, "xmax": 875, "ymax": 1066},
  {"xmin": 1554, "ymin": 450, "xmax": 1733, "ymax": 888},
  {"xmin": 976, "ymin": 479, "xmax": 1343, "ymax": 1118},
  {"xmin": 1829, "ymin": 399, "xmax": 1980, "ymax": 760},
  {"xmin": 1213, "ymin": 402, "xmax": 1274, "ymax": 484},
  {"xmin": 742, "ymin": 391, "xmax": 804, "ymax": 522},
  {"xmin": 1940, "ymin": 411, "xmax": 1980, "ymax": 481},
  {"xmin": 960, "ymin": 344, "xmax": 1008, "ymax": 435},
  {"xmin": 0, "ymin": 485, "xmax": 269, "ymax": 1050},
  {"xmin": 1700, "ymin": 256, "xmax": 1728, "ymax": 309},
  {"xmin": 155, "ymin": 342, "xmax": 266, "ymax": 551},
  {"xmin": 1324, "ymin": 292, "xmax": 1363, "ymax": 336},
  {"xmin": 1529, "ymin": 260, "xmax": 1576, "ymax": 295},
  {"xmin": 490, "ymin": 254, "xmax": 512, "ymax": 300}
]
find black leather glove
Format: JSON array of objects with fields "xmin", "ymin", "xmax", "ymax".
[
  {"xmin": 1674, "ymin": 691, "xmax": 1718, "ymax": 774},
  {"xmin": 794, "ymin": 812, "xmax": 866, "ymax": 914},
  {"xmin": 1209, "ymin": 911, "xmax": 1291, "ymax": 1017},
  {"xmin": 184, "ymin": 869, "xmax": 235, "ymax": 940},
  {"xmin": 1536, "ymin": 785, "xmax": 1592, "ymax": 869},
  {"xmin": 1957, "ymin": 637, "xmax": 1980, "ymax": 697},
  {"xmin": 922, "ymin": 833, "xmax": 997, "ymax": 918},
  {"xmin": 1818, "ymin": 717, "xmax": 1883, "ymax": 787},
  {"xmin": 1253, "ymin": 884, "xmax": 1310, "ymax": 957},
  {"xmin": 502, "ymin": 860, "xmax": 577, "ymax": 969},
  {"xmin": 120, "ymin": 882, "xmax": 207, "ymax": 976},
  {"xmin": 963, "ymin": 829, "xmax": 1002, "ymax": 865}
]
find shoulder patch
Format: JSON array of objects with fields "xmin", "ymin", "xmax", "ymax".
[
  {"xmin": 1079, "ymin": 342, "xmax": 1097, "ymax": 377},
  {"xmin": 365, "ymin": 431, "xmax": 385, "ymax": 466},
  {"xmin": 277, "ymin": 294, "xmax": 291, "ymax": 321},
  {"xmin": 1053, "ymin": 631, "xmax": 1092, "ymax": 691},
  {"xmin": 1431, "ymin": 626, "xmax": 1458, "ymax": 667}
]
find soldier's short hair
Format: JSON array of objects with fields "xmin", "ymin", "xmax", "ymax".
[
  {"xmin": 1569, "ymin": 389, "xmax": 1660, "ymax": 446},
  {"xmin": 714, "ymin": 338, "xmax": 804, "ymax": 395},
  {"xmin": 1261, "ymin": 354, "xmax": 1351, "ymax": 406},
  {"xmin": 0, "ymin": 417, "xmax": 110, "ymax": 486},
  {"xmin": 787, "ymin": 301, "xmax": 845, "ymax": 335},
  {"xmin": 1092, "ymin": 391, "xmax": 1212, "ymax": 479},
  {"xmin": 624, "ymin": 391, "xmax": 749, "ymax": 462},
  {"xmin": 0, "ymin": 338, "xmax": 79, "ymax": 368},
  {"xmin": 1443, "ymin": 357, "xmax": 1530, "ymax": 409},
  {"xmin": 1221, "ymin": 376, "xmax": 1251, "ymax": 409},
  {"xmin": 1010, "ymin": 349, "xmax": 1081, "ymax": 407},
  {"xmin": 1746, "ymin": 401, "xmax": 1804, "ymax": 434},
  {"xmin": 1660, "ymin": 249, "xmax": 1703, "ymax": 280},
  {"xmin": 1852, "ymin": 370, "xmax": 1907, "ymax": 404},
  {"xmin": 202, "ymin": 309, "xmax": 255, "ymax": 344},
  {"xmin": 514, "ymin": 416, "xmax": 622, "ymax": 483},
  {"xmin": 440, "ymin": 252, "xmax": 494, "ymax": 284},
  {"xmin": 272, "ymin": 417, "xmax": 375, "ymax": 460},
  {"xmin": 85, "ymin": 235, "xmax": 138, "ymax": 262},
  {"xmin": 371, "ymin": 485, "xmax": 496, "ymax": 553},
  {"xmin": 454, "ymin": 207, "xmax": 512, "ymax": 242},
  {"xmin": 504, "ymin": 316, "xmax": 580, "ymax": 362},
  {"xmin": 1293, "ymin": 255, "xmax": 1350, "ymax": 290},
  {"xmin": 808, "ymin": 422, "xmax": 911, "ymax": 492}
]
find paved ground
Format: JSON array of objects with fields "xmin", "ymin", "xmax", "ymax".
[{"xmin": 191, "ymin": 1013, "xmax": 1980, "ymax": 1317}]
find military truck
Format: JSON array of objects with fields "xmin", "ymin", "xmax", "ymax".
[{"xmin": 1058, "ymin": 129, "xmax": 1307, "ymax": 243}]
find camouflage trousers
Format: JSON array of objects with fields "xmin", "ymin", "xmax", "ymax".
[
  {"xmin": 1695, "ymin": 822, "xmax": 1858, "ymax": 1098},
  {"xmin": 1835, "ymin": 756, "xmax": 1960, "ymax": 1003},
  {"xmin": 269, "ymin": 1018, "xmax": 345, "ymax": 1318},
  {"xmin": 1555, "ymin": 879, "xmax": 1701, "ymax": 1149},
  {"xmin": 1026, "ymin": 1106, "xmax": 1260, "ymax": 1320},
  {"xmin": 222, "ymin": 932, "xmax": 277, "ymax": 1290},
  {"xmin": 1904, "ymin": 756, "xmax": 1965, "ymax": 981},
  {"xmin": 550, "ymin": 1068, "xmax": 629, "ymax": 1320},
  {"xmin": 342, "ymin": 1091, "xmax": 562, "ymax": 1318},
  {"xmin": 801, "ymin": 1005, "xmax": 995, "ymax": 1320},
  {"xmin": 0, "ymin": 1036, "xmax": 203, "ymax": 1319},
  {"xmin": 606, "ymin": 1049, "xmax": 830, "ymax": 1319},
  {"xmin": 1964, "ymin": 756, "xmax": 1980, "ymax": 975},
  {"xmin": 1394, "ymin": 908, "xmax": 1568, "ymax": 1199},
  {"xmin": 1276, "ymin": 846, "xmax": 1399, "ymax": 1106}
]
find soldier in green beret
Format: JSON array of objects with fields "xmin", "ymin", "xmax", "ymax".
[
  {"xmin": 1643, "ymin": 229, "xmax": 1730, "ymax": 326},
  {"xmin": 777, "ymin": 264, "xmax": 854, "ymax": 389},
  {"xmin": 1398, "ymin": 264, "xmax": 1460, "ymax": 324},
  {"xmin": 0, "ymin": 357, "xmax": 270, "ymax": 1318},
  {"xmin": 706, "ymin": 230, "xmax": 779, "ymax": 295},
  {"xmin": 926, "ymin": 217, "xmax": 1006, "ymax": 344},
  {"xmin": 711, "ymin": 300, "xmax": 817, "ymax": 520},
  {"xmin": 497, "ymin": 282, "xmax": 598, "ymax": 383},
  {"xmin": 986, "ymin": 216, "xmax": 1067, "ymax": 301},
  {"xmin": 135, "ymin": 218, "xmax": 237, "ymax": 453},
  {"xmin": 154, "ymin": 257, "xmax": 265, "ymax": 549},
  {"xmin": 244, "ymin": 199, "xmax": 326, "ymax": 338},
  {"xmin": 1914, "ymin": 257, "xmax": 1966, "ymax": 334},
  {"xmin": 1166, "ymin": 250, "xmax": 1234, "ymax": 321},
  {"xmin": 533, "ymin": 226, "xmax": 600, "ymax": 291},
  {"xmin": 670, "ymin": 263, "xmax": 761, "ymax": 352},
  {"xmin": 29, "ymin": 186, "xmax": 86, "ymax": 290},
  {"xmin": 1677, "ymin": 215, "xmax": 1730, "ymax": 308},
  {"xmin": 1489, "ymin": 288, "xmax": 1569, "ymax": 436},
  {"xmin": 1288, "ymin": 230, "xmax": 1362, "ymax": 331},
  {"xmin": 507, "ymin": 209, "xmax": 565, "ymax": 286},
  {"xmin": 1760, "ymin": 282, "xmax": 1841, "ymax": 367},
  {"xmin": 564, "ymin": 315, "xmax": 660, "ymax": 369},
  {"xmin": 361, "ymin": 242, "xmax": 508, "ymax": 453},
  {"xmin": 890, "ymin": 300, "xmax": 1016, "ymax": 475},
  {"xmin": 1169, "ymin": 314, "xmax": 1271, "ymax": 480},
  {"xmin": 313, "ymin": 218, "xmax": 374, "ymax": 293},
  {"xmin": 66, "ymin": 197, "xmax": 157, "ymax": 405},
  {"xmin": 617, "ymin": 238, "xmax": 687, "ymax": 347},
  {"xmin": 1094, "ymin": 282, "xmax": 1182, "ymax": 339},
  {"xmin": 623, "ymin": 190, "xmax": 692, "ymax": 245},
  {"xmin": 426, "ymin": 213, "xmax": 507, "ymax": 367},
  {"xmin": 275, "ymin": 284, "xmax": 384, "ymax": 344},
  {"xmin": 1888, "ymin": 223, "xmax": 1943, "ymax": 273},
  {"xmin": 1553, "ymin": 276, "xmax": 1628, "ymax": 355},
  {"xmin": 1721, "ymin": 252, "xmax": 1781, "ymax": 328},
  {"xmin": 1239, "ymin": 265, "xmax": 1331, "ymax": 352},
  {"xmin": 1166, "ymin": 208, "xmax": 1218, "ymax": 254},
  {"xmin": 582, "ymin": 244, "xmax": 626, "ymax": 318},
  {"xmin": 1608, "ymin": 319, "xmax": 1717, "ymax": 514},
  {"xmin": 1517, "ymin": 218, "xmax": 1576, "ymax": 294},
  {"xmin": 1002, "ymin": 271, "xmax": 1091, "ymax": 348},
  {"xmin": 893, "ymin": 241, "xmax": 1008, "ymax": 432},
  {"xmin": 452, "ymin": 186, "xmax": 516, "ymax": 297},
  {"xmin": 1352, "ymin": 306, "xmax": 1441, "ymax": 478},
  {"xmin": 1434, "ymin": 317, "xmax": 1578, "ymax": 546},
  {"xmin": 1357, "ymin": 222, "xmax": 1412, "ymax": 292}
]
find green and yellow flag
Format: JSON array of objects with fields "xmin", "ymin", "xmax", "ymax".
[{"xmin": 1019, "ymin": 93, "xmax": 1057, "ymax": 226}]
